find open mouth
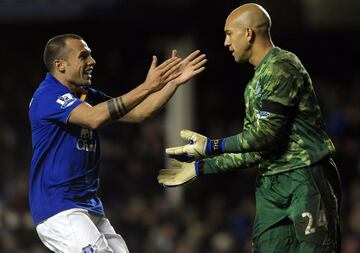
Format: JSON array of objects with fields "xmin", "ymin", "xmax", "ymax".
[{"xmin": 84, "ymin": 68, "xmax": 93, "ymax": 79}]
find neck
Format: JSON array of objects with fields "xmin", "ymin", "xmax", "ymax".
[
  {"xmin": 249, "ymin": 39, "xmax": 274, "ymax": 67},
  {"xmin": 51, "ymin": 72, "xmax": 77, "ymax": 93}
]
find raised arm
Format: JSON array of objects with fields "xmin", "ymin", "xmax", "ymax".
[
  {"xmin": 120, "ymin": 50, "xmax": 207, "ymax": 123},
  {"xmin": 68, "ymin": 56, "xmax": 182, "ymax": 129}
]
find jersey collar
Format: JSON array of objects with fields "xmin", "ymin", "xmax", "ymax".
[{"xmin": 254, "ymin": 47, "xmax": 280, "ymax": 72}]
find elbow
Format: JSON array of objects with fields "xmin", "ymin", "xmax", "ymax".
[
  {"xmin": 87, "ymin": 116, "xmax": 107, "ymax": 129},
  {"xmin": 87, "ymin": 120, "xmax": 101, "ymax": 130},
  {"xmin": 258, "ymin": 130, "xmax": 289, "ymax": 151},
  {"xmin": 138, "ymin": 113, "xmax": 152, "ymax": 122},
  {"xmin": 130, "ymin": 115, "xmax": 149, "ymax": 123},
  {"xmin": 257, "ymin": 120, "xmax": 290, "ymax": 150},
  {"xmin": 88, "ymin": 122, "xmax": 101, "ymax": 130}
]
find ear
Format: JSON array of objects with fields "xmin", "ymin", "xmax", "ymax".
[
  {"xmin": 245, "ymin": 27, "xmax": 255, "ymax": 43},
  {"xmin": 54, "ymin": 59, "xmax": 66, "ymax": 73}
]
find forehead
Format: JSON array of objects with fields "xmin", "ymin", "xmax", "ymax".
[
  {"xmin": 224, "ymin": 14, "xmax": 239, "ymax": 31},
  {"xmin": 65, "ymin": 39, "xmax": 91, "ymax": 53}
]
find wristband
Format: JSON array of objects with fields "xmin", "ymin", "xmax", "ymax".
[
  {"xmin": 205, "ymin": 139, "xmax": 225, "ymax": 156},
  {"xmin": 195, "ymin": 160, "xmax": 205, "ymax": 176}
]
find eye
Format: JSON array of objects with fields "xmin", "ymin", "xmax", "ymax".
[{"xmin": 79, "ymin": 51, "xmax": 90, "ymax": 60}]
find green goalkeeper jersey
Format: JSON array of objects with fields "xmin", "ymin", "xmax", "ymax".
[{"xmin": 203, "ymin": 47, "xmax": 335, "ymax": 176}]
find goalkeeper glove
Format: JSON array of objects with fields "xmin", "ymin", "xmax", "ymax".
[
  {"xmin": 157, "ymin": 160, "xmax": 204, "ymax": 187},
  {"xmin": 165, "ymin": 129, "xmax": 225, "ymax": 161}
]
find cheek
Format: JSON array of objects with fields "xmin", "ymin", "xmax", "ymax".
[
  {"xmin": 233, "ymin": 36, "xmax": 242, "ymax": 49},
  {"xmin": 236, "ymin": 39, "xmax": 248, "ymax": 53}
]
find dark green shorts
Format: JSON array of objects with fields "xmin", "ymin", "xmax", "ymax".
[{"xmin": 252, "ymin": 158, "xmax": 341, "ymax": 253}]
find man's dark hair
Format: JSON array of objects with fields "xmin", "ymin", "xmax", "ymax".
[{"xmin": 43, "ymin": 34, "xmax": 83, "ymax": 72}]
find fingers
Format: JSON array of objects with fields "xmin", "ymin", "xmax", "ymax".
[
  {"xmin": 169, "ymin": 159, "xmax": 183, "ymax": 168},
  {"xmin": 157, "ymin": 165, "xmax": 196, "ymax": 187},
  {"xmin": 165, "ymin": 146, "xmax": 184, "ymax": 155},
  {"xmin": 162, "ymin": 58, "xmax": 182, "ymax": 72},
  {"xmin": 158, "ymin": 168, "xmax": 179, "ymax": 176},
  {"xmin": 157, "ymin": 169, "xmax": 179, "ymax": 185},
  {"xmin": 149, "ymin": 55, "xmax": 158, "ymax": 70},
  {"xmin": 157, "ymin": 172, "xmax": 175, "ymax": 185},
  {"xmin": 163, "ymin": 71, "xmax": 182, "ymax": 84},
  {"xmin": 171, "ymin": 49, "xmax": 177, "ymax": 58},
  {"xmin": 192, "ymin": 59, "xmax": 207, "ymax": 73},
  {"xmin": 180, "ymin": 129, "xmax": 196, "ymax": 141},
  {"xmin": 159, "ymin": 59, "xmax": 182, "ymax": 84},
  {"xmin": 184, "ymin": 50, "xmax": 201, "ymax": 62},
  {"xmin": 157, "ymin": 57, "xmax": 181, "ymax": 70},
  {"xmin": 191, "ymin": 54, "xmax": 207, "ymax": 66},
  {"xmin": 162, "ymin": 59, "xmax": 182, "ymax": 81},
  {"xmin": 192, "ymin": 67, "xmax": 206, "ymax": 76}
]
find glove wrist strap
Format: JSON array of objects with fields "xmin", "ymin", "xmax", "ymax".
[
  {"xmin": 195, "ymin": 161, "xmax": 205, "ymax": 177},
  {"xmin": 205, "ymin": 139, "xmax": 225, "ymax": 156}
]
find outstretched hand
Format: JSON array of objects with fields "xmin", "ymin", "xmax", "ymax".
[
  {"xmin": 166, "ymin": 129, "xmax": 209, "ymax": 161},
  {"xmin": 170, "ymin": 50, "xmax": 207, "ymax": 86},
  {"xmin": 143, "ymin": 56, "xmax": 182, "ymax": 93},
  {"xmin": 157, "ymin": 160, "xmax": 197, "ymax": 187}
]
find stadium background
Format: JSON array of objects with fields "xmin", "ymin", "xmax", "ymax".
[{"xmin": 0, "ymin": 0, "xmax": 359, "ymax": 252}]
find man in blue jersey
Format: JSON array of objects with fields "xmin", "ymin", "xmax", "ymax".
[{"xmin": 28, "ymin": 34, "xmax": 207, "ymax": 252}]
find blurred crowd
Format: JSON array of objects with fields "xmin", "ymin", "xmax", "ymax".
[
  {"xmin": 1, "ymin": 6, "xmax": 360, "ymax": 253},
  {"xmin": 1, "ymin": 57, "xmax": 360, "ymax": 253}
]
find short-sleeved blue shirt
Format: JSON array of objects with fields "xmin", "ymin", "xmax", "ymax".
[{"xmin": 29, "ymin": 73, "xmax": 107, "ymax": 225}]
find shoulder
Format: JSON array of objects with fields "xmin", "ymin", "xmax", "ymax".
[
  {"xmin": 269, "ymin": 49, "xmax": 304, "ymax": 75},
  {"xmin": 33, "ymin": 82, "xmax": 77, "ymax": 109}
]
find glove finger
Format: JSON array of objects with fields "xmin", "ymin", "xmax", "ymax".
[
  {"xmin": 165, "ymin": 146, "xmax": 185, "ymax": 155},
  {"xmin": 180, "ymin": 129, "xmax": 197, "ymax": 141},
  {"xmin": 158, "ymin": 169, "xmax": 178, "ymax": 175},
  {"xmin": 157, "ymin": 174, "xmax": 176, "ymax": 185},
  {"xmin": 158, "ymin": 174, "xmax": 196, "ymax": 187}
]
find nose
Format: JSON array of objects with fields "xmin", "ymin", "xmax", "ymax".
[
  {"xmin": 89, "ymin": 56, "xmax": 96, "ymax": 66},
  {"xmin": 224, "ymin": 36, "xmax": 230, "ymax": 48}
]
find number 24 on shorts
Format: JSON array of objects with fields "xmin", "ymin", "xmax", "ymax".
[{"xmin": 302, "ymin": 210, "xmax": 328, "ymax": 235}]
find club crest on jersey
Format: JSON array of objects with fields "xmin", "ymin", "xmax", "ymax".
[
  {"xmin": 56, "ymin": 93, "xmax": 77, "ymax": 109},
  {"xmin": 82, "ymin": 245, "xmax": 95, "ymax": 253},
  {"xmin": 256, "ymin": 109, "xmax": 270, "ymax": 119}
]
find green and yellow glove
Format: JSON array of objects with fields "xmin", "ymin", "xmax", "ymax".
[{"xmin": 166, "ymin": 129, "xmax": 225, "ymax": 162}]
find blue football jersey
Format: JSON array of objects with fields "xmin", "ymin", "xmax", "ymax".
[{"xmin": 28, "ymin": 73, "xmax": 108, "ymax": 225}]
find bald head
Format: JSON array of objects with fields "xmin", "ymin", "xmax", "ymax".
[
  {"xmin": 224, "ymin": 3, "xmax": 274, "ymax": 65},
  {"xmin": 226, "ymin": 3, "xmax": 271, "ymax": 37}
]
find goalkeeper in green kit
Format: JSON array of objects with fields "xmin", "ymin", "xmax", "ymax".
[{"xmin": 157, "ymin": 3, "xmax": 341, "ymax": 253}]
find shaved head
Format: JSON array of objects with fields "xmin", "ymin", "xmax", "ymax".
[
  {"xmin": 224, "ymin": 3, "xmax": 274, "ymax": 65},
  {"xmin": 226, "ymin": 3, "xmax": 271, "ymax": 37}
]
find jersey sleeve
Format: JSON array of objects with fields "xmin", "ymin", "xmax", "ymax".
[
  {"xmin": 37, "ymin": 92, "xmax": 84, "ymax": 124},
  {"xmin": 224, "ymin": 63, "xmax": 302, "ymax": 153},
  {"xmin": 201, "ymin": 152, "xmax": 261, "ymax": 175}
]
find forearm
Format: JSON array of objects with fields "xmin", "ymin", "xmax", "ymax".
[
  {"xmin": 197, "ymin": 152, "xmax": 261, "ymax": 175},
  {"xmin": 120, "ymin": 81, "xmax": 179, "ymax": 123},
  {"xmin": 68, "ymin": 82, "xmax": 153, "ymax": 129}
]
